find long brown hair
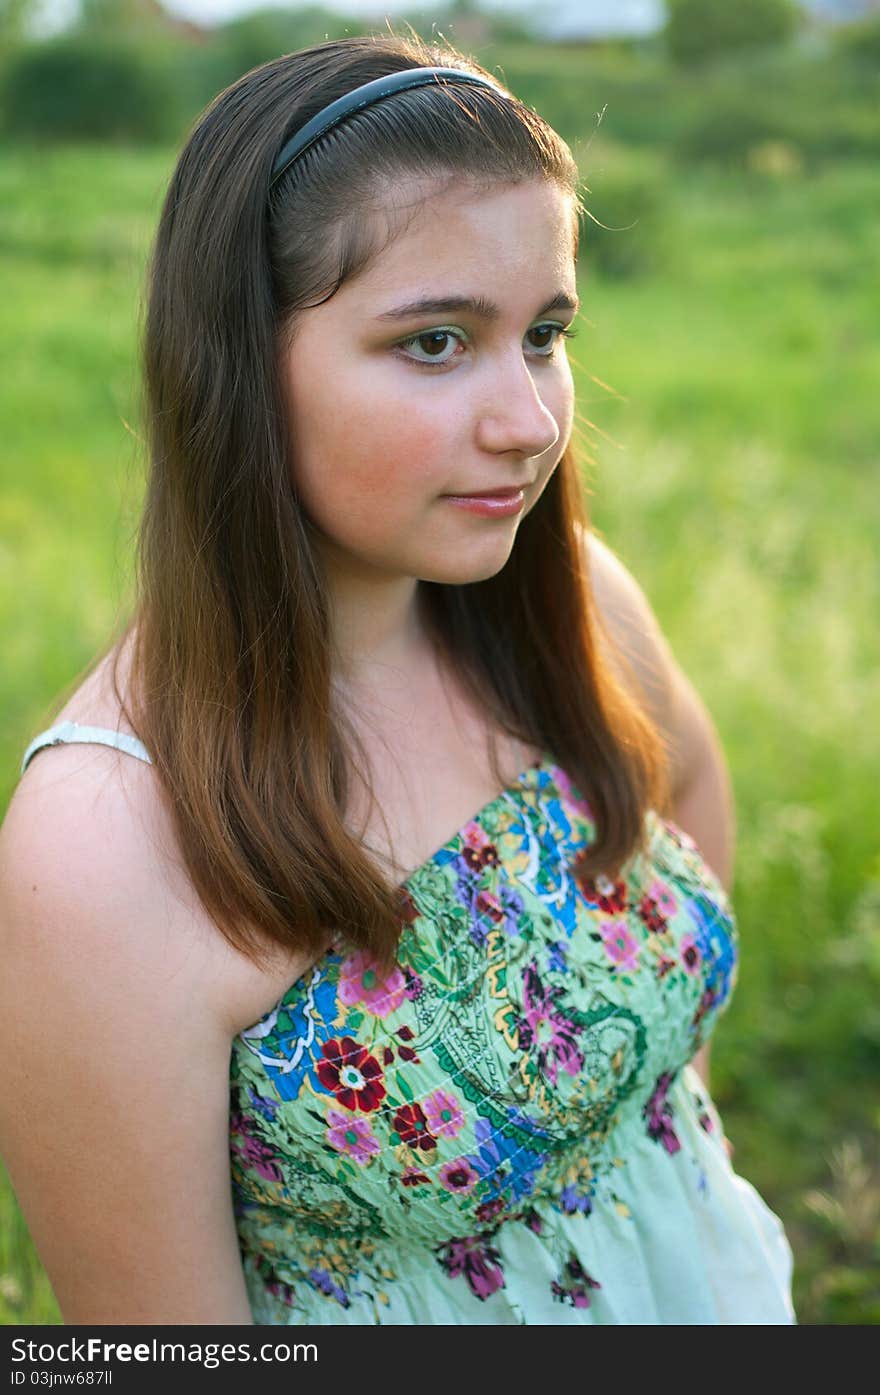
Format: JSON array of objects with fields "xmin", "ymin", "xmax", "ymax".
[{"xmin": 110, "ymin": 29, "xmax": 669, "ymax": 973}]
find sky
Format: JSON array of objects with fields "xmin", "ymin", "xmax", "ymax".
[
  {"xmin": 31, "ymin": 0, "xmax": 667, "ymax": 41},
  {"xmin": 163, "ymin": 0, "xmax": 661, "ymax": 36},
  {"xmin": 160, "ymin": 0, "xmax": 663, "ymax": 28},
  {"xmin": 28, "ymin": 0, "xmax": 877, "ymax": 40}
]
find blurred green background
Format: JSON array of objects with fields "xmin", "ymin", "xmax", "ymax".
[{"xmin": 1, "ymin": 0, "xmax": 878, "ymax": 1326}]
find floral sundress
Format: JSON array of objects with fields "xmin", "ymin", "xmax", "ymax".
[{"xmin": 21, "ymin": 724, "xmax": 796, "ymax": 1324}]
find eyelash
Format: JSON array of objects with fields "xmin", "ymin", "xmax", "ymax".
[{"xmin": 395, "ymin": 323, "xmax": 578, "ymax": 369}]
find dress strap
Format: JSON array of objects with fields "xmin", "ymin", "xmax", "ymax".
[{"xmin": 20, "ymin": 720, "xmax": 153, "ymax": 777}]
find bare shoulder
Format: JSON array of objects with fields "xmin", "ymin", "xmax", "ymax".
[
  {"xmin": 577, "ymin": 527, "xmax": 676, "ymax": 733},
  {"xmin": 581, "ymin": 528, "xmax": 677, "ymax": 674},
  {"xmin": 580, "ymin": 525, "xmax": 728, "ymax": 800},
  {"xmin": 6, "ymin": 722, "xmax": 231, "ymax": 1034},
  {"xmin": 0, "ymin": 737, "xmax": 259, "ymax": 1319},
  {"xmin": 9, "ymin": 633, "xmax": 311, "ymax": 1036}
]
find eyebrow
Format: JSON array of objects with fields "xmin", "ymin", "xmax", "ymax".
[{"xmin": 375, "ymin": 290, "xmax": 580, "ymax": 322}]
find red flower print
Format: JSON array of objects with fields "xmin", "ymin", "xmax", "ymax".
[
  {"xmin": 475, "ymin": 889, "xmax": 505, "ymax": 924},
  {"xmin": 576, "ymin": 869, "xmax": 627, "ymax": 914},
  {"xmin": 316, "ymin": 1037, "xmax": 386, "ymax": 1112},
  {"xmin": 392, "ymin": 1102, "xmax": 437, "ymax": 1151},
  {"xmin": 638, "ymin": 893, "xmax": 668, "ymax": 934},
  {"xmin": 401, "ymin": 1168, "xmax": 432, "ymax": 1187}
]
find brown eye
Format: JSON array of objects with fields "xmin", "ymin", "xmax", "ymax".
[
  {"xmin": 528, "ymin": 325, "xmax": 556, "ymax": 351},
  {"xmin": 527, "ymin": 324, "xmax": 576, "ymax": 355},
  {"xmin": 417, "ymin": 332, "xmax": 453, "ymax": 358},
  {"xmin": 397, "ymin": 328, "xmax": 464, "ymax": 366}
]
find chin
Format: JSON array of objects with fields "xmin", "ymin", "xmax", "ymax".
[{"xmin": 418, "ymin": 538, "xmax": 518, "ymax": 587}]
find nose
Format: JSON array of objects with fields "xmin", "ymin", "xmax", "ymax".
[{"xmin": 474, "ymin": 351, "xmax": 561, "ymax": 461}]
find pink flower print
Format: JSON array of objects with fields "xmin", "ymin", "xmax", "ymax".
[
  {"xmin": 600, "ymin": 917, "xmax": 640, "ymax": 973},
  {"xmin": 439, "ymin": 1159, "xmax": 479, "ymax": 1195},
  {"xmin": 667, "ymin": 822, "xmax": 698, "ymax": 854},
  {"xmin": 423, "ymin": 1088, "xmax": 465, "ymax": 1139},
  {"xmin": 325, "ymin": 1108, "xmax": 380, "ymax": 1165},
  {"xmin": 680, "ymin": 933, "xmax": 702, "ymax": 976},
  {"xmin": 554, "ymin": 765, "xmax": 593, "ymax": 819},
  {"xmin": 551, "ymin": 1255, "xmax": 601, "ymax": 1309},
  {"xmin": 461, "ymin": 822, "xmax": 500, "ymax": 873},
  {"xmin": 649, "ymin": 877, "xmax": 678, "ymax": 919},
  {"xmin": 338, "ymin": 950, "xmax": 406, "ymax": 1018},
  {"xmin": 643, "ymin": 1071, "xmax": 681, "ymax": 1155},
  {"xmin": 519, "ymin": 964, "xmax": 584, "ymax": 1087},
  {"xmin": 404, "ymin": 968, "xmax": 423, "ymax": 1000},
  {"xmin": 436, "ymin": 1234, "xmax": 506, "ymax": 1301}
]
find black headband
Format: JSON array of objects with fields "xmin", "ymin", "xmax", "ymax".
[{"xmin": 269, "ymin": 66, "xmax": 505, "ymax": 189}]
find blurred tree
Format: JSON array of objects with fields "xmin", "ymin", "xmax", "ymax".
[
  {"xmin": 665, "ymin": 0, "xmax": 802, "ymax": 66},
  {"xmin": 0, "ymin": 0, "xmax": 37, "ymax": 48},
  {"xmin": 74, "ymin": 0, "xmax": 199, "ymax": 36},
  {"xmin": 206, "ymin": 7, "xmax": 363, "ymax": 87},
  {"xmin": 1, "ymin": 29, "xmax": 179, "ymax": 139},
  {"xmin": 834, "ymin": 11, "xmax": 880, "ymax": 64}
]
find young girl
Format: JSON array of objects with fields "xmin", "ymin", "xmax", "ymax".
[{"xmin": 0, "ymin": 32, "xmax": 795, "ymax": 1325}]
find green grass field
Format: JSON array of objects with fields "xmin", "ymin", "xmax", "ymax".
[{"xmin": 0, "ymin": 136, "xmax": 877, "ymax": 1325}]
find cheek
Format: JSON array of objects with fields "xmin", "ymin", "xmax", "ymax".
[{"xmin": 287, "ymin": 362, "xmax": 448, "ymax": 541}]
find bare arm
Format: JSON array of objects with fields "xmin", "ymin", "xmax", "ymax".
[
  {"xmin": 584, "ymin": 529, "xmax": 737, "ymax": 1101},
  {"xmin": 0, "ymin": 750, "xmax": 255, "ymax": 1324}
]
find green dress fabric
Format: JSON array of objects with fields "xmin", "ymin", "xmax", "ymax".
[{"xmin": 21, "ymin": 724, "xmax": 796, "ymax": 1324}]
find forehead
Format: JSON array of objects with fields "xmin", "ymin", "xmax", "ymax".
[{"xmin": 337, "ymin": 175, "xmax": 578, "ymax": 311}]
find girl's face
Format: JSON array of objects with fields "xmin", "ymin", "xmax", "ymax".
[{"xmin": 281, "ymin": 176, "xmax": 578, "ymax": 588}]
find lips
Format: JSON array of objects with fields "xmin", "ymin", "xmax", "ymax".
[{"xmin": 446, "ymin": 485, "xmax": 528, "ymax": 499}]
